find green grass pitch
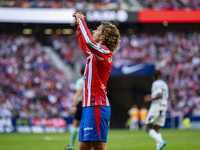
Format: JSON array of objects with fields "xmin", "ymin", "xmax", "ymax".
[{"xmin": 0, "ymin": 129, "xmax": 200, "ymax": 150}]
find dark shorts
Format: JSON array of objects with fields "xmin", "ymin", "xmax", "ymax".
[
  {"xmin": 78, "ymin": 106, "xmax": 111, "ymax": 142},
  {"xmin": 74, "ymin": 101, "xmax": 82, "ymax": 120}
]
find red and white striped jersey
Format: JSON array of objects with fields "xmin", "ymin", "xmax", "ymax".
[{"xmin": 77, "ymin": 18, "xmax": 113, "ymax": 107}]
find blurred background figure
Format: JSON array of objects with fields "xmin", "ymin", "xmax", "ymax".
[
  {"xmin": 139, "ymin": 106, "xmax": 148, "ymax": 130},
  {"xmin": 144, "ymin": 70, "xmax": 169, "ymax": 150},
  {"xmin": 65, "ymin": 67, "xmax": 84, "ymax": 150},
  {"xmin": 183, "ymin": 117, "xmax": 191, "ymax": 130},
  {"xmin": 1, "ymin": 0, "xmax": 200, "ymax": 136},
  {"xmin": 128, "ymin": 105, "xmax": 139, "ymax": 130}
]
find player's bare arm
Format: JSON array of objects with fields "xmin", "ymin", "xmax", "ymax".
[
  {"xmin": 71, "ymin": 89, "xmax": 82, "ymax": 114},
  {"xmin": 144, "ymin": 93, "xmax": 162, "ymax": 103}
]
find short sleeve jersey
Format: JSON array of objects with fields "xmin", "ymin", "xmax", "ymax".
[{"xmin": 151, "ymin": 79, "xmax": 169, "ymax": 106}]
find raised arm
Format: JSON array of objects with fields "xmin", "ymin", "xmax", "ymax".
[
  {"xmin": 78, "ymin": 18, "xmax": 110, "ymax": 58},
  {"xmin": 77, "ymin": 24, "xmax": 91, "ymax": 56},
  {"xmin": 73, "ymin": 12, "xmax": 110, "ymax": 59}
]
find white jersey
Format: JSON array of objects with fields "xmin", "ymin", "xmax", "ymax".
[
  {"xmin": 146, "ymin": 79, "xmax": 169, "ymax": 126},
  {"xmin": 151, "ymin": 79, "xmax": 168, "ymax": 106}
]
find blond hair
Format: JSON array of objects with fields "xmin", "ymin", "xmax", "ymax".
[{"xmin": 101, "ymin": 22, "xmax": 120, "ymax": 52}]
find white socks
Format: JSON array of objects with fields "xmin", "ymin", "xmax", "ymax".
[
  {"xmin": 158, "ymin": 132, "xmax": 163, "ymax": 141},
  {"xmin": 156, "ymin": 132, "xmax": 163, "ymax": 149},
  {"xmin": 148, "ymin": 129, "xmax": 163, "ymax": 143}
]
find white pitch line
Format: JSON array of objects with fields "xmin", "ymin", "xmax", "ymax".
[{"xmin": 44, "ymin": 136, "xmax": 63, "ymax": 141}]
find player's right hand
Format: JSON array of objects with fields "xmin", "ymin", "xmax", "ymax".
[
  {"xmin": 144, "ymin": 94, "xmax": 151, "ymax": 103},
  {"xmin": 72, "ymin": 12, "xmax": 86, "ymax": 22}
]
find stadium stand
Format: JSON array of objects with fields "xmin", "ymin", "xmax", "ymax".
[
  {"xmin": 0, "ymin": 0, "xmax": 122, "ymax": 10},
  {"xmin": 117, "ymin": 32, "xmax": 200, "ymax": 117},
  {"xmin": 1, "ymin": 0, "xmax": 200, "ymax": 130},
  {"xmin": 0, "ymin": 34, "xmax": 76, "ymax": 120},
  {"xmin": 1, "ymin": 30, "xmax": 200, "ymax": 122},
  {"xmin": 45, "ymin": 34, "xmax": 87, "ymax": 68},
  {"xmin": 45, "ymin": 31, "xmax": 200, "ymax": 117},
  {"xmin": 1, "ymin": 0, "xmax": 200, "ymax": 10},
  {"xmin": 139, "ymin": 0, "xmax": 200, "ymax": 9}
]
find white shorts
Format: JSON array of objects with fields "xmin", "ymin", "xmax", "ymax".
[{"xmin": 145, "ymin": 104, "xmax": 167, "ymax": 127}]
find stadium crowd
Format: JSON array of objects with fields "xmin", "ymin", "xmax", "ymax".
[
  {"xmin": 0, "ymin": 0, "xmax": 121, "ymax": 10},
  {"xmin": 45, "ymin": 34, "xmax": 87, "ymax": 68},
  {"xmin": 0, "ymin": 34, "xmax": 76, "ymax": 120},
  {"xmin": 140, "ymin": 0, "xmax": 200, "ymax": 9},
  {"xmin": 2, "ymin": 0, "xmax": 200, "ymax": 10},
  {"xmin": 1, "ymin": 30, "xmax": 200, "ymax": 123},
  {"xmin": 46, "ymin": 31, "xmax": 200, "ymax": 118},
  {"xmin": 115, "ymin": 31, "xmax": 200, "ymax": 117},
  {"xmin": 119, "ymin": 31, "xmax": 200, "ymax": 117}
]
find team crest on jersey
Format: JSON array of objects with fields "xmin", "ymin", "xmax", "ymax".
[
  {"xmin": 108, "ymin": 57, "xmax": 113, "ymax": 63},
  {"xmin": 101, "ymin": 84, "xmax": 106, "ymax": 91},
  {"xmin": 97, "ymin": 44, "xmax": 103, "ymax": 50},
  {"xmin": 83, "ymin": 75, "xmax": 87, "ymax": 80}
]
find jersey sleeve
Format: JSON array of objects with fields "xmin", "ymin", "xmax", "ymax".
[
  {"xmin": 77, "ymin": 18, "xmax": 111, "ymax": 59},
  {"xmin": 77, "ymin": 23, "xmax": 91, "ymax": 56}
]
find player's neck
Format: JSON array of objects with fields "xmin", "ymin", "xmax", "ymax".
[{"xmin": 97, "ymin": 40, "xmax": 104, "ymax": 45}]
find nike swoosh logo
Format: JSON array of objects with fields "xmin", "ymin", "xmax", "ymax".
[
  {"xmin": 121, "ymin": 64, "xmax": 145, "ymax": 74},
  {"xmin": 84, "ymin": 133, "xmax": 90, "ymax": 137}
]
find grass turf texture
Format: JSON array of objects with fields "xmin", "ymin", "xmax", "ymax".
[{"xmin": 0, "ymin": 129, "xmax": 199, "ymax": 150}]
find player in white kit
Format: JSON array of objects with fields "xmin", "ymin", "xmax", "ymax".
[{"xmin": 144, "ymin": 70, "xmax": 169, "ymax": 150}]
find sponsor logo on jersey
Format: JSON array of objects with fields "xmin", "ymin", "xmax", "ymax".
[
  {"xmin": 98, "ymin": 44, "xmax": 103, "ymax": 50},
  {"xmin": 84, "ymin": 133, "xmax": 90, "ymax": 137},
  {"xmin": 108, "ymin": 57, "xmax": 113, "ymax": 63},
  {"xmin": 84, "ymin": 127, "xmax": 93, "ymax": 131}
]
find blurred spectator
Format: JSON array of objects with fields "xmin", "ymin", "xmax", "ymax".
[
  {"xmin": 45, "ymin": 34, "xmax": 87, "ymax": 68},
  {"xmin": 140, "ymin": 0, "xmax": 200, "ymax": 9},
  {"xmin": 45, "ymin": 31, "xmax": 200, "ymax": 118},
  {"xmin": 1, "ymin": 29, "xmax": 200, "ymax": 121},
  {"xmin": 0, "ymin": 34, "xmax": 76, "ymax": 120},
  {"xmin": 128, "ymin": 105, "xmax": 139, "ymax": 130},
  {"xmin": 139, "ymin": 106, "xmax": 148, "ymax": 130},
  {"xmin": 0, "ymin": 0, "xmax": 121, "ymax": 10}
]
